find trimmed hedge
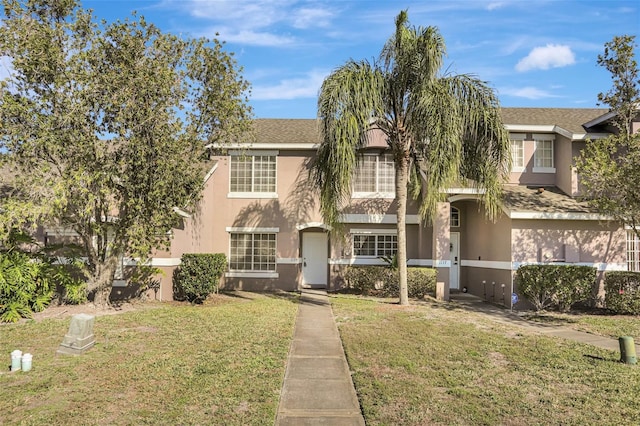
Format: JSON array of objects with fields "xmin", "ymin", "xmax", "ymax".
[
  {"xmin": 604, "ymin": 271, "xmax": 640, "ymax": 315},
  {"xmin": 343, "ymin": 266, "xmax": 436, "ymax": 299},
  {"xmin": 173, "ymin": 253, "xmax": 226, "ymax": 303},
  {"xmin": 515, "ymin": 264, "xmax": 596, "ymax": 312}
]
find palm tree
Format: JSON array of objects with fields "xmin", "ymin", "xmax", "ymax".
[{"xmin": 311, "ymin": 11, "xmax": 510, "ymax": 305}]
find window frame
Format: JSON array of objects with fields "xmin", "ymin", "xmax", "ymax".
[
  {"xmin": 228, "ymin": 150, "xmax": 278, "ymax": 198},
  {"xmin": 627, "ymin": 230, "xmax": 640, "ymax": 272},
  {"xmin": 450, "ymin": 206, "xmax": 460, "ymax": 228},
  {"xmin": 350, "ymin": 229, "xmax": 398, "ymax": 258},
  {"xmin": 352, "ymin": 153, "xmax": 395, "ymax": 198},
  {"xmin": 510, "ymin": 134, "xmax": 526, "ymax": 172},
  {"xmin": 533, "ymin": 134, "xmax": 555, "ymax": 173},
  {"xmin": 227, "ymin": 227, "xmax": 278, "ymax": 274}
]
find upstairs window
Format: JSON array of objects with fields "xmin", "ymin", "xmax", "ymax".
[
  {"xmin": 353, "ymin": 154, "xmax": 395, "ymax": 197},
  {"xmin": 510, "ymin": 134, "xmax": 525, "ymax": 172},
  {"xmin": 533, "ymin": 135, "xmax": 555, "ymax": 173},
  {"xmin": 450, "ymin": 207, "xmax": 460, "ymax": 228},
  {"xmin": 628, "ymin": 231, "xmax": 640, "ymax": 272},
  {"xmin": 229, "ymin": 152, "xmax": 277, "ymax": 197}
]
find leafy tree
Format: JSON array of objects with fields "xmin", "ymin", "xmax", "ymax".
[
  {"xmin": 0, "ymin": 0, "xmax": 252, "ymax": 306},
  {"xmin": 576, "ymin": 35, "xmax": 640, "ymax": 238},
  {"xmin": 311, "ymin": 11, "xmax": 509, "ymax": 305}
]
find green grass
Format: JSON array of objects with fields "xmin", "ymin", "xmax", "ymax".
[
  {"xmin": 522, "ymin": 311, "xmax": 640, "ymax": 340},
  {"xmin": 331, "ymin": 295, "xmax": 640, "ymax": 426},
  {"xmin": 0, "ymin": 292, "xmax": 298, "ymax": 425}
]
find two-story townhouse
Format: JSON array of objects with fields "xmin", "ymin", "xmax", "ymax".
[{"xmin": 150, "ymin": 108, "xmax": 636, "ymax": 308}]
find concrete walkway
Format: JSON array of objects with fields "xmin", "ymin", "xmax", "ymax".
[
  {"xmin": 450, "ymin": 292, "xmax": 640, "ymax": 353},
  {"xmin": 275, "ymin": 290, "xmax": 365, "ymax": 426}
]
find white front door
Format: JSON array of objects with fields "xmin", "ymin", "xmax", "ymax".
[
  {"xmin": 302, "ymin": 232, "xmax": 328, "ymax": 287},
  {"xmin": 450, "ymin": 232, "xmax": 460, "ymax": 290}
]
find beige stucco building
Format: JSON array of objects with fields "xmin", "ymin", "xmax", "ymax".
[{"xmin": 150, "ymin": 108, "xmax": 638, "ymax": 308}]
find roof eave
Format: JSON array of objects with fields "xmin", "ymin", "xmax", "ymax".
[
  {"xmin": 505, "ymin": 124, "xmax": 610, "ymax": 141},
  {"xmin": 582, "ymin": 110, "xmax": 617, "ymax": 129},
  {"xmin": 205, "ymin": 142, "xmax": 320, "ymax": 150}
]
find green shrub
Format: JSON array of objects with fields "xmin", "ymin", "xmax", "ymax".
[
  {"xmin": 343, "ymin": 266, "xmax": 391, "ymax": 295},
  {"xmin": 0, "ymin": 251, "xmax": 54, "ymax": 322},
  {"xmin": 173, "ymin": 253, "xmax": 226, "ymax": 303},
  {"xmin": 51, "ymin": 258, "xmax": 88, "ymax": 305},
  {"xmin": 516, "ymin": 265, "xmax": 596, "ymax": 311},
  {"xmin": 407, "ymin": 268, "xmax": 437, "ymax": 299},
  {"xmin": 604, "ymin": 271, "xmax": 640, "ymax": 315},
  {"xmin": 343, "ymin": 266, "xmax": 436, "ymax": 299}
]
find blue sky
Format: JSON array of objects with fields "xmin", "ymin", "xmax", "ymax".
[{"xmin": 84, "ymin": 0, "xmax": 639, "ymax": 118}]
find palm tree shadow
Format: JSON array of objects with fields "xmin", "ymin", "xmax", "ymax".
[{"xmin": 283, "ymin": 157, "xmax": 318, "ymax": 225}]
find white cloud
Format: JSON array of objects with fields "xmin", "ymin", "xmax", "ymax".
[
  {"xmin": 184, "ymin": 0, "xmax": 288, "ymax": 27},
  {"xmin": 515, "ymin": 44, "xmax": 576, "ymax": 72},
  {"xmin": 169, "ymin": 0, "xmax": 334, "ymax": 46},
  {"xmin": 292, "ymin": 7, "xmax": 333, "ymax": 29},
  {"xmin": 211, "ymin": 28, "xmax": 296, "ymax": 47},
  {"xmin": 251, "ymin": 70, "xmax": 327, "ymax": 100},
  {"xmin": 501, "ymin": 37, "xmax": 529, "ymax": 55},
  {"xmin": 500, "ymin": 86, "xmax": 559, "ymax": 99},
  {"xmin": 486, "ymin": 2, "xmax": 505, "ymax": 11}
]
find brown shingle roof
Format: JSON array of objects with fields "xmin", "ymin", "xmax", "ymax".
[
  {"xmin": 254, "ymin": 119, "xmax": 320, "ymax": 144},
  {"xmin": 254, "ymin": 108, "xmax": 609, "ymax": 143},
  {"xmin": 502, "ymin": 185, "xmax": 597, "ymax": 214},
  {"xmin": 499, "ymin": 107, "xmax": 607, "ymax": 134}
]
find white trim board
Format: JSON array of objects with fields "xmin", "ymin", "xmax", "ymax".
[
  {"xmin": 225, "ymin": 271, "xmax": 279, "ymax": 279},
  {"xmin": 296, "ymin": 222, "xmax": 331, "ymax": 231},
  {"xmin": 512, "ymin": 261, "xmax": 627, "ymax": 272},
  {"xmin": 504, "ymin": 124, "xmax": 610, "ymax": 141},
  {"xmin": 350, "ymin": 228, "xmax": 397, "ymax": 235},
  {"xmin": 203, "ymin": 163, "xmax": 219, "ymax": 184},
  {"xmin": 461, "ymin": 260, "xmax": 513, "ymax": 270},
  {"xmin": 445, "ymin": 188, "xmax": 486, "ymax": 195},
  {"xmin": 226, "ymin": 226, "xmax": 280, "ymax": 233},
  {"xmin": 276, "ymin": 258, "xmax": 302, "ymax": 264},
  {"xmin": 340, "ymin": 214, "xmax": 420, "ymax": 224},
  {"xmin": 227, "ymin": 192, "xmax": 279, "ymax": 199},
  {"xmin": 206, "ymin": 142, "xmax": 319, "ymax": 150},
  {"xmin": 509, "ymin": 211, "xmax": 613, "ymax": 221},
  {"xmin": 329, "ymin": 258, "xmax": 435, "ymax": 267},
  {"xmin": 229, "ymin": 149, "xmax": 279, "ymax": 156}
]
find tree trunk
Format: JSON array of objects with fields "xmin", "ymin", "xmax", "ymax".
[
  {"xmin": 88, "ymin": 256, "xmax": 118, "ymax": 308},
  {"xmin": 396, "ymin": 152, "xmax": 410, "ymax": 306}
]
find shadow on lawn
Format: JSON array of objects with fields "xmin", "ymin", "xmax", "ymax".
[
  {"xmin": 219, "ymin": 289, "xmax": 330, "ymax": 307},
  {"xmin": 330, "ymin": 291, "xmax": 572, "ymax": 329}
]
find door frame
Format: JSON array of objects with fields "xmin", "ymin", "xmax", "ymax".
[
  {"xmin": 449, "ymin": 232, "xmax": 460, "ymax": 290},
  {"xmin": 301, "ymin": 231, "xmax": 328, "ymax": 288}
]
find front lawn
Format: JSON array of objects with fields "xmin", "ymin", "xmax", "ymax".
[
  {"xmin": 332, "ymin": 295, "xmax": 640, "ymax": 425},
  {"xmin": 0, "ymin": 292, "xmax": 298, "ymax": 425}
]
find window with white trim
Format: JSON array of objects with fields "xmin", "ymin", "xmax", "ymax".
[
  {"xmin": 533, "ymin": 135, "xmax": 555, "ymax": 172},
  {"xmin": 352, "ymin": 233, "xmax": 398, "ymax": 257},
  {"xmin": 230, "ymin": 233, "xmax": 276, "ymax": 271},
  {"xmin": 627, "ymin": 231, "xmax": 640, "ymax": 272},
  {"xmin": 353, "ymin": 154, "xmax": 395, "ymax": 197},
  {"xmin": 230, "ymin": 154, "xmax": 276, "ymax": 194},
  {"xmin": 450, "ymin": 207, "xmax": 460, "ymax": 228},
  {"xmin": 510, "ymin": 137, "xmax": 525, "ymax": 172}
]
